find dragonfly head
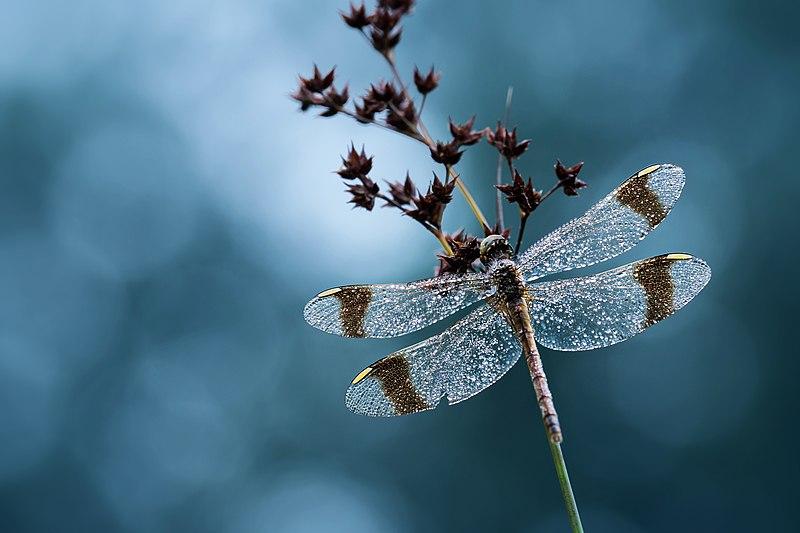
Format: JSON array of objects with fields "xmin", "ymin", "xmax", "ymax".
[{"xmin": 479, "ymin": 235, "xmax": 513, "ymax": 265}]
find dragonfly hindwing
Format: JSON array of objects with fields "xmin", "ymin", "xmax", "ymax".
[
  {"xmin": 528, "ymin": 253, "xmax": 711, "ymax": 351},
  {"xmin": 345, "ymin": 302, "xmax": 522, "ymax": 416}
]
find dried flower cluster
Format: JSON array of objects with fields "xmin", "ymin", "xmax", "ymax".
[
  {"xmin": 292, "ymin": 0, "xmax": 587, "ymax": 274},
  {"xmin": 555, "ymin": 160, "xmax": 587, "ymax": 196},
  {"xmin": 497, "ymin": 170, "xmax": 542, "ymax": 217}
]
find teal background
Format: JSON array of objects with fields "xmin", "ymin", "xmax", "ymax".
[{"xmin": 1, "ymin": 1, "xmax": 797, "ymax": 531}]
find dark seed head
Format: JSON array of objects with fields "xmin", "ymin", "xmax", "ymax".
[
  {"xmin": 554, "ymin": 159, "xmax": 587, "ymax": 196},
  {"xmin": 341, "ymin": 2, "xmax": 371, "ymax": 29},
  {"xmin": 413, "ymin": 66, "xmax": 440, "ymax": 95}
]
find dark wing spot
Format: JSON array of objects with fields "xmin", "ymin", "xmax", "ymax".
[
  {"xmin": 335, "ymin": 286, "xmax": 373, "ymax": 337},
  {"xmin": 615, "ymin": 173, "xmax": 667, "ymax": 228},
  {"xmin": 371, "ymin": 354, "xmax": 429, "ymax": 415},
  {"xmin": 633, "ymin": 255, "xmax": 680, "ymax": 326}
]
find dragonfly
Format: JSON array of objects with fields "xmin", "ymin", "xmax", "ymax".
[{"xmin": 304, "ymin": 163, "xmax": 711, "ymax": 443}]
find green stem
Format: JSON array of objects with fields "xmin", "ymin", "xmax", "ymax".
[
  {"xmin": 549, "ymin": 441, "xmax": 584, "ymax": 533},
  {"xmin": 450, "ymin": 170, "xmax": 491, "ymax": 234}
]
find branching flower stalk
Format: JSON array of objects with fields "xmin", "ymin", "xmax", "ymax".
[{"xmin": 292, "ymin": 2, "xmax": 587, "ymax": 530}]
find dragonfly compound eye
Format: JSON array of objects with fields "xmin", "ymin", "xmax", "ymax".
[{"xmin": 479, "ymin": 235, "xmax": 513, "ymax": 263}]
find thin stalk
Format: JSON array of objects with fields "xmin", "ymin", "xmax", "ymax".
[
  {"xmin": 378, "ymin": 193, "xmax": 454, "ymax": 255},
  {"xmin": 540, "ymin": 181, "xmax": 563, "ymax": 203},
  {"xmin": 433, "ymin": 230, "xmax": 454, "ymax": 256},
  {"xmin": 416, "ymin": 94, "xmax": 433, "ymax": 141},
  {"xmin": 388, "ymin": 101, "xmax": 423, "ymax": 138},
  {"xmin": 494, "ymin": 153, "xmax": 505, "ymax": 229},
  {"xmin": 549, "ymin": 441, "xmax": 584, "ymax": 533},
  {"xmin": 514, "ymin": 213, "xmax": 528, "ymax": 255},
  {"xmin": 512, "ymin": 181, "xmax": 564, "ymax": 254},
  {"xmin": 323, "ymin": 98, "xmax": 427, "ymax": 143},
  {"xmin": 449, "ymin": 170, "xmax": 491, "ymax": 233},
  {"xmin": 384, "ymin": 51, "xmax": 409, "ymax": 95},
  {"xmin": 322, "ymin": 97, "xmax": 459, "ymax": 256},
  {"xmin": 316, "ymin": 37, "xmax": 494, "ymax": 239},
  {"xmin": 359, "ymin": 31, "xmax": 431, "ymax": 140},
  {"xmin": 495, "ymin": 86, "xmax": 514, "ymax": 229},
  {"xmin": 333, "ymin": 92, "xmax": 490, "ymax": 235},
  {"xmin": 505, "ymin": 156, "xmax": 530, "ymax": 254},
  {"xmin": 506, "ymin": 158, "xmax": 516, "ymax": 183},
  {"xmin": 378, "ymin": 51, "xmax": 490, "ymax": 233}
]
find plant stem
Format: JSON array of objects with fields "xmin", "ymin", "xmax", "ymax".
[
  {"xmin": 549, "ymin": 441, "xmax": 584, "ymax": 533},
  {"xmin": 415, "ymin": 97, "xmax": 433, "ymax": 144},
  {"xmin": 495, "ymin": 86, "xmax": 514, "ymax": 230},
  {"xmin": 540, "ymin": 181, "xmax": 563, "ymax": 203},
  {"xmin": 324, "ymin": 33, "xmax": 494, "ymax": 239},
  {"xmin": 378, "ymin": 193, "xmax": 454, "ymax": 255},
  {"xmin": 514, "ymin": 212, "xmax": 528, "ymax": 255},
  {"xmin": 324, "ymin": 99, "xmax": 427, "ymax": 143},
  {"xmin": 385, "ymin": 51, "xmax": 409, "ymax": 94},
  {"xmin": 506, "ymin": 158, "xmax": 516, "ymax": 183},
  {"xmin": 377, "ymin": 51, "xmax": 490, "ymax": 234},
  {"xmin": 449, "ymin": 170, "xmax": 491, "ymax": 233},
  {"xmin": 329, "ymin": 92, "xmax": 490, "ymax": 244},
  {"xmin": 432, "ymin": 230, "xmax": 454, "ymax": 256},
  {"xmin": 388, "ymin": 101, "xmax": 423, "ymax": 138},
  {"xmin": 494, "ymin": 154, "xmax": 505, "ymax": 229}
]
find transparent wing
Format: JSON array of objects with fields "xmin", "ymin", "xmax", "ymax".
[
  {"xmin": 345, "ymin": 302, "xmax": 521, "ymax": 416},
  {"xmin": 518, "ymin": 164, "xmax": 685, "ymax": 281},
  {"xmin": 528, "ymin": 253, "xmax": 711, "ymax": 351},
  {"xmin": 304, "ymin": 272, "xmax": 491, "ymax": 338}
]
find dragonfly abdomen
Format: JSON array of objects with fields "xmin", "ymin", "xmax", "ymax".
[
  {"xmin": 497, "ymin": 262, "xmax": 563, "ymax": 444},
  {"xmin": 522, "ymin": 325, "xmax": 563, "ymax": 444}
]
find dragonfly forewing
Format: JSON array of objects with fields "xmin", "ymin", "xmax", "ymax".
[
  {"xmin": 304, "ymin": 273, "xmax": 491, "ymax": 338},
  {"xmin": 518, "ymin": 164, "xmax": 685, "ymax": 281}
]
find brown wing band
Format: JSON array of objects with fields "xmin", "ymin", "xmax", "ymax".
[
  {"xmin": 615, "ymin": 173, "xmax": 667, "ymax": 228},
  {"xmin": 633, "ymin": 255, "xmax": 678, "ymax": 326},
  {"xmin": 371, "ymin": 354, "xmax": 429, "ymax": 414},
  {"xmin": 334, "ymin": 286, "xmax": 372, "ymax": 337}
]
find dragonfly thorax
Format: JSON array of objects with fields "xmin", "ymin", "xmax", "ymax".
[{"xmin": 488, "ymin": 259, "xmax": 527, "ymax": 301}]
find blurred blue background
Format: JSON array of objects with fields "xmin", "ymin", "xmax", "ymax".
[{"xmin": 1, "ymin": 0, "xmax": 797, "ymax": 531}]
